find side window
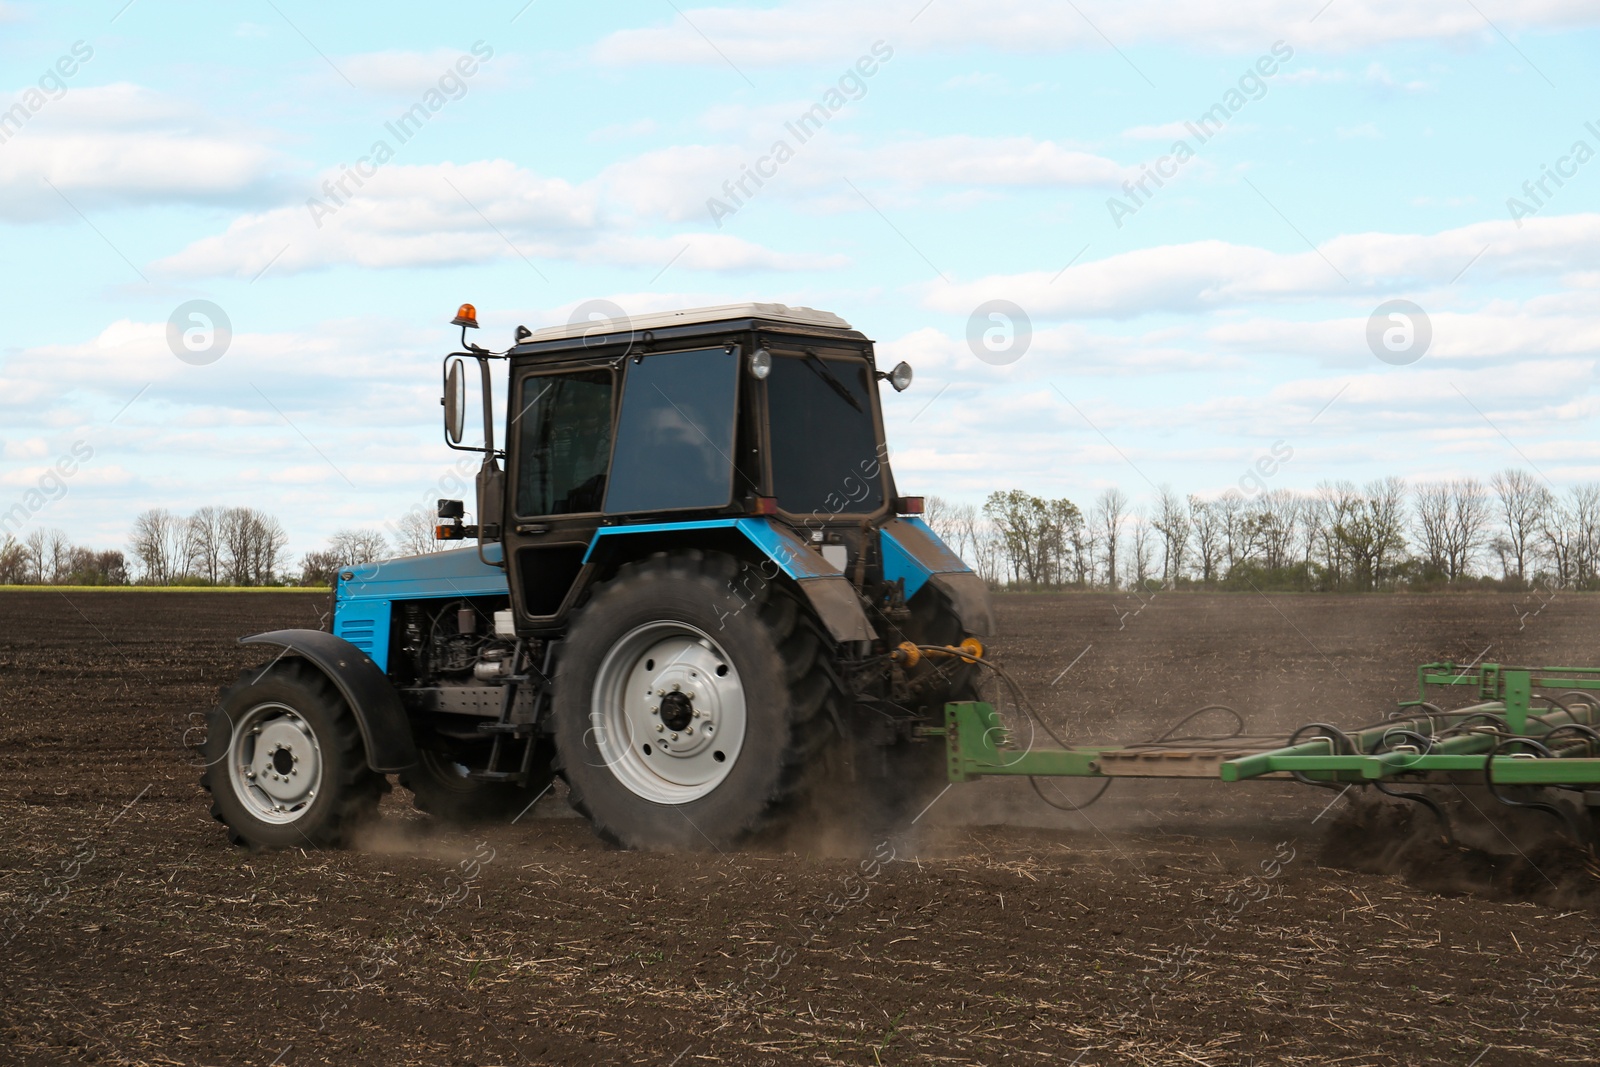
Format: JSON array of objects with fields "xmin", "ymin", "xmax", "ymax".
[
  {"xmin": 604, "ymin": 347, "xmax": 739, "ymax": 514},
  {"xmin": 515, "ymin": 369, "xmax": 614, "ymax": 516}
]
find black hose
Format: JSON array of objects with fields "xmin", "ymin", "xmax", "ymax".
[
  {"xmin": 1147, "ymin": 705, "xmax": 1245, "ymax": 744},
  {"xmin": 1284, "ymin": 723, "xmax": 1359, "ymax": 792},
  {"xmin": 1366, "ymin": 729, "xmax": 1454, "ymax": 842},
  {"xmin": 1029, "ymin": 775, "xmax": 1113, "ymax": 813}
]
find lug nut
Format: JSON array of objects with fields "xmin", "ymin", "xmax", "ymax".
[
  {"xmin": 655, "ymin": 723, "xmax": 664, "ymax": 732},
  {"xmin": 670, "ymin": 733, "xmax": 679, "ymax": 740}
]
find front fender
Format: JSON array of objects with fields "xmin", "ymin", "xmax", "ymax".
[{"xmin": 240, "ymin": 629, "xmax": 418, "ymax": 773}]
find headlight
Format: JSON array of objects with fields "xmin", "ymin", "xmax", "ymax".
[
  {"xmin": 889, "ymin": 361, "xmax": 913, "ymax": 392},
  {"xmin": 749, "ymin": 348, "xmax": 772, "ymax": 380}
]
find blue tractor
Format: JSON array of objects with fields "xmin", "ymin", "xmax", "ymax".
[{"xmin": 202, "ymin": 303, "xmax": 993, "ymax": 850}]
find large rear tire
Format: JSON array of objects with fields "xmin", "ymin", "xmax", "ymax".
[
  {"xmin": 553, "ymin": 551, "xmax": 841, "ymax": 851},
  {"xmin": 201, "ymin": 660, "xmax": 385, "ymax": 849}
]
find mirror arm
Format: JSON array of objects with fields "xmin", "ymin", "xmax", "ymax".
[{"xmin": 476, "ymin": 354, "xmax": 495, "ymax": 455}]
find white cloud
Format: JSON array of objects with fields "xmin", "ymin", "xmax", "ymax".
[
  {"xmin": 924, "ymin": 213, "xmax": 1600, "ymax": 318},
  {"xmin": 879, "ymin": 136, "xmax": 1127, "ymax": 187},
  {"xmin": 154, "ymin": 159, "xmax": 839, "ymax": 278},
  {"xmin": 596, "ymin": 133, "xmax": 1128, "ymax": 226},
  {"xmin": 594, "ymin": 0, "xmax": 1598, "ymax": 65},
  {"xmin": 0, "ymin": 83, "xmax": 284, "ymax": 219},
  {"xmin": 339, "ymin": 48, "xmax": 504, "ymax": 93}
]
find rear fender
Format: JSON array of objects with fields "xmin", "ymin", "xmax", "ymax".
[
  {"xmin": 584, "ymin": 518, "xmax": 874, "ymax": 644},
  {"xmin": 240, "ymin": 629, "xmax": 418, "ymax": 773},
  {"xmin": 880, "ymin": 517, "xmax": 994, "ymax": 636}
]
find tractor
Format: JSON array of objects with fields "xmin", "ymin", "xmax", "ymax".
[
  {"xmin": 201, "ymin": 302, "xmax": 1600, "ymax": 863},
  {"xmin": 202, "ymin": 303, "xmax": 993, "ymax": 851}
]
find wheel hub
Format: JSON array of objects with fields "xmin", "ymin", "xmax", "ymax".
[
  {"xmin": 591, "ymin": 622, "xmax": 747, "ymax": 804},
  {"xmin": 228, "ymin": 703, "xmax": 323, "ymax": 823},
  {"xmin": 659, "ymin": 691, "xmax": 694, "ymax": 732}
]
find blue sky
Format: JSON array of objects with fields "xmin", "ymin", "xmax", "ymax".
[{"xmin": 2, "ymin": 0, "xmax": 1597, "ymax": 559}]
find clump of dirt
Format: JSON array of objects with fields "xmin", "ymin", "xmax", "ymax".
[{"xmin": 1319, "ymin": 792, "xmax": 1600, "ymax": 908}]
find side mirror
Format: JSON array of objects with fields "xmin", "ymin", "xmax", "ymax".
[{"xmin": 444, "ymin": 358, "xmax": 467, "ymax": 444}]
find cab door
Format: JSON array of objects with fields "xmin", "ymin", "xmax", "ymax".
[{"xmin": 502, "ymin": 362, "xmax": 616, "ymax": 629}]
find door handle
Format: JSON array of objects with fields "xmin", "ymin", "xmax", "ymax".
[{"xmin": 516, "ymin": 523, "xmax": 549, "ymax": 535}]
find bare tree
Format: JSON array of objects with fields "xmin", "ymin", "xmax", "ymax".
[
  {"xmin": 1250, "ymin": 489, "xmax": 1298, "ymax": 572},
  {"xmin": 329, "ymin": 528, "xmax": 391, "ymax": 569},
  {"xmin": 1127, "ymin": 512, "xmax": 1156, "ymax": 589},
  {"xmin": 1314, "ymin": 481, "xmax": 1360, "ymax": 588},
  {"xmin": 1444, "ymin": 477, "xmax": 1491, "ymax": 580},
  {"xmin": 1296, "ymin": 494, "xmax": 1324, "ymax": 576},
  {"xmin": 0, "ymin": 535, "xmax": 26, "ymax": 584},
  {"xmin": 923, "ymin": 495, "xmax": 954, "ymax": 541},
  {"xmin": 1152, "ymin": 487, "xmax": 1191, "ymax": 587},
  {"xmin": 1369, "ymin": 477, "xmax": 1409, "ymax": 582},
  {"xmin": 22, "ymin": 528, "xmax": 47, "ymax": 584},
  {"xmin": 128, "ymin": 509, "xmax": 189, "ymax": 584},
  {"xmin": 1216, "ymin": 491, "xmax": 1248, "ymax": 574},
  {"xmin": 187, "ymin": 506, "xmax": 227, "ymax": 583},
  {"xmin": 1413, "ymin": 481, "xmax": 1451, "ymax": 577},
  {"xmin": 1188, "ymin": 495, "xmax": 1223, "ymax": 583},
  {"xmin": 248, "ymin": 512, "xmax": 290, "ymax": 584},
  {"xmin": 300, "ymin": 549, "xmax": 341, "ymax": 588},
  {"xmin": 220, "ymin": 507, "xmax": 290, "ymax": 585},
  {"xmin": 393, "ymin": 509, "xmax": 444, "ymax": 557},
  {"xmin": 45, "ymin": 529, "xmax": 71, "ymax": 583},
  {"xmin": 1580, "ymin": 484, "xmax": 1600, "ymax": 586},
  {"xmin": 1093, "ymin": 488, "xmax": 1128, "ymax": 590},
  {"xmin": 1491, "ymin": 469, "xmax": 1546, "ymax": 583},
  {"xmin": 948, "ymin": 502, "xmax": 982, "ymax": 565}
]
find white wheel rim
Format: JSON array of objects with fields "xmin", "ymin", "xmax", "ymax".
[
  {"xmin": 227, "ymin": 701, "xmax": 324, "ymax": 825},
  {"xmin": 590, "ymin": 621, "xmax": 747, "ymax": 804}
]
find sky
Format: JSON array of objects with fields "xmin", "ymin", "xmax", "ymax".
[{"xmin": 2, "ymin": 0, "xmax": 1598, "ymax": 561}]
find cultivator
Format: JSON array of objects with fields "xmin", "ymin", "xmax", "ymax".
[{"xmin": 939, "ymin": 662, "xmax": 1600, "ymax": 846}]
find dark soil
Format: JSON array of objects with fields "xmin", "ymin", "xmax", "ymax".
[{"xmin": 3, "ymin": 589, "xmax": 1599, "ymax": 1065}]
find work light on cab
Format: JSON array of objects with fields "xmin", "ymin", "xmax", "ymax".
[{"xmin": 748, "ymin": 347, "xmax": 772, "ymax": 380}]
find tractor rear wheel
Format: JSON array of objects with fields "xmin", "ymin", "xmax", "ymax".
[
  {"xmin": 553, "ymin": 551, "xmax": 840, "ymax": 851},
  {"xmin": 201, "ymin": 660, "xmax": 385, "ymax": 849},
  {"xmin": 400, "ymin": 743, "xmax": 556, "ymax": 824}
]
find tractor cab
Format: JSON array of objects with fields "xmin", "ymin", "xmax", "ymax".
[{"xmin": 442, "ymin": 303, "xmax": 941, "ymax": 642}]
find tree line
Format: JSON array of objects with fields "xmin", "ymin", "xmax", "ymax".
[
  {"xmin": 927, "ymin": 470, "xmax": 1599, "ymax": 592},
  {"xmin": 0, "ymin": 507, "xmax": 439, "ymax": 587},
  {"xmin": 5, "ymin": 468, "xmax": 1596, "ymax": 591}
]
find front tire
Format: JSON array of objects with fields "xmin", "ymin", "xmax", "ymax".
[
  {"xmin": 553, "ymin": 551, "xmax": 840, "ymax": 851},
  {"xmin": 201, "ymin": 660, "xmax": 384, "ymax": 849}
]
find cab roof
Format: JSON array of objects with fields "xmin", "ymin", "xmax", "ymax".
[{"xmin": 524, "ymin": 303, "xmax": 853, "ymax": 343}]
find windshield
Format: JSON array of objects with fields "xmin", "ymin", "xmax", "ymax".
[
  {"xmin": 604, "ymin": 346, "xmax": 740, "ymax": 513},
  {"xmin": 766, "ymin": 351, "xmax": 885, "ymax": 516}
]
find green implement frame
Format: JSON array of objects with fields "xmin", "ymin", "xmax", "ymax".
[{"xmin": 937, "ymin": 663, "xmax": 1600, "ymax": 790}]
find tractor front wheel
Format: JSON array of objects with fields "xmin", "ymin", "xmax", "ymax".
[
  {"xmin": 553, "ymin": 551, "xmax": 839, "ymax": 851},
  {"xmin": 201, "ymin": 660, "xmax": 385, "ymax": 849}
]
